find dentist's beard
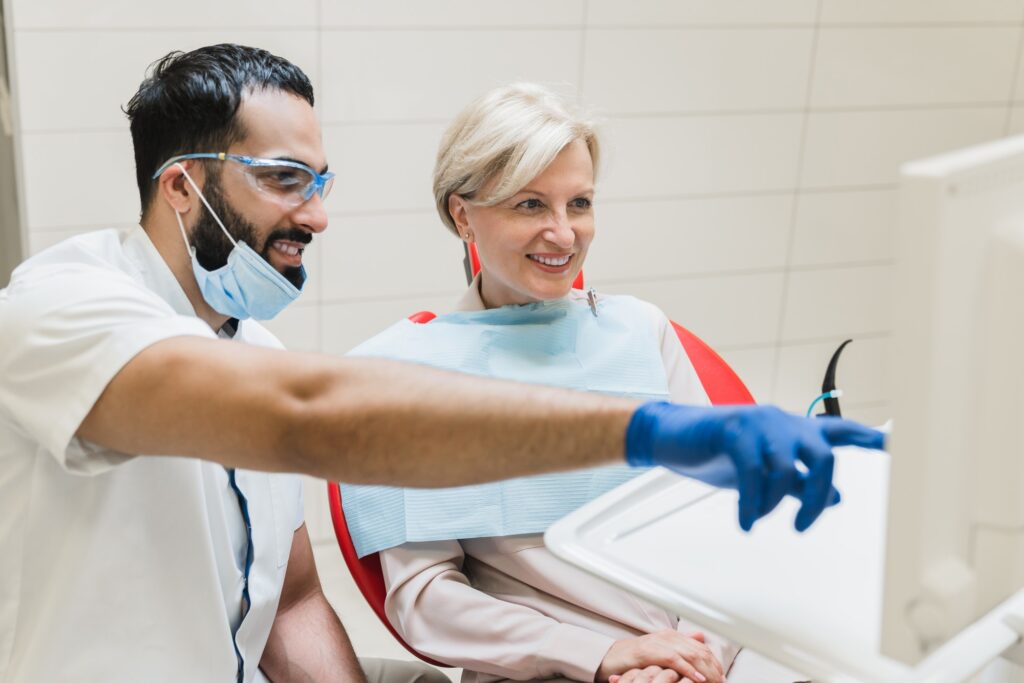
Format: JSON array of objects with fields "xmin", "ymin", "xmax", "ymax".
[{"xmin": 189, "ymin": 177, "xmax": 307, "ymax": 289}]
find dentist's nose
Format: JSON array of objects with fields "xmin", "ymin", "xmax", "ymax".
[{"xmin": 293, "ymin": 192, "xmax": 329, "ymax": 234}]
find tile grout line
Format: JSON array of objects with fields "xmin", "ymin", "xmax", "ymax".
[
  {"xmin": 576, "ymin": 0, "xmax": 588, "ymax": 104},
  {"xmin": 1001, "ymin": 3, "xmax": 1024, "ymax": 134},
  {"xmin": 770, "ymin": 0, "xmax": 824, "ymax": 403},
  {"xmin": 22, "ymin": 101, "xmax": 1020, "ymax": 135}
]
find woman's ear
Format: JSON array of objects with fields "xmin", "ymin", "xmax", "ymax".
[
  {"xmin": 448, "ymin": 194, "xmax": 473, "ymax": 242},
  {"xmin": 155, "ymin": 163, "xmax": 196, "ymax": 214}
]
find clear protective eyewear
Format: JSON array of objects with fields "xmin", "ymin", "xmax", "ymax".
[{"xmin": 152, "ymin": 152, "xmax": 335, "ymax": 207}]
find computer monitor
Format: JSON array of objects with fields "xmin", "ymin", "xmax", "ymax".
[{"xmin": 882, "ymin": 134, "xmax": 1024, "ymax": 664}]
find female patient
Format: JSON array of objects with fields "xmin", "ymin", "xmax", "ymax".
[{"xmin": 342, "ymin": 84, "xmax": 805, "ymax": 683}]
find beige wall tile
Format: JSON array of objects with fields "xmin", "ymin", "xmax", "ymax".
[
  {"xmin": 587, "ymin": 0, "xmax": 818, "ymax": 26},
  {"xmin": 781, "ymin": 265, "xmax": 893, "ymax": 342},
  {"xmin": 800, "ymin": 107, "xmax": 1005, "ymax": 188},
  {"xmin": 585, "ymin": 194, "xmax": 792, "ymax": 282},
  {"xmin": 320, "ymin": 29, "xmax": 581, "ymax": 123},
  {"xmin": 600, "ymin": 113, "xmax": 803, "ymax": 199},
  {"xmin": 790, "ymin": 189, "xmax": 895, "ymax": 266},
  {"xmin": 583, "ymin": 28, "xmax": 813, "ymax": 114},
  {"xmin": 811, "ymin": 27, "xmax": 1018, "ymax": 108},
  {"xmin": 322, "ymin": 0, "xmax": 584, "ymax": 27}
]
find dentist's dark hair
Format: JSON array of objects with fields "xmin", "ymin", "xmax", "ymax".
[{"xmin": 124, "ymin": 43, "xmax": 314, "ymax": 216}]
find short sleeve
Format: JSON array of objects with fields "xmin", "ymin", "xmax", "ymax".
[
  {"xmin": 0, "ymin": 263, "xmax": 216, "ymax": 473},
  {"xmin": 641, "ymin": 300, "xmax": 711, "ymax": 406}
]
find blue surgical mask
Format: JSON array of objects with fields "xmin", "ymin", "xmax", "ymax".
[{"xmin": 173, "ymin": 163, "xmax": 305, "ymax": 320}]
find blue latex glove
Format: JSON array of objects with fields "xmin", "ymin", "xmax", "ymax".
[{"xmin": 625, "ymin": 402, "xmax": 886, "ymax": 532}]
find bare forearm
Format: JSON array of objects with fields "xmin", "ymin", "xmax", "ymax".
[
  {"xmin": 288, "ymin": 357, "xmax": 638, "ymax": 486},
  {"xmin": 260, "ymin": 591, "xmax": 366, "ymax": 683},
  {"xmin": 79, "ymin": 337, "xmax": 637, "ymax": 486}
]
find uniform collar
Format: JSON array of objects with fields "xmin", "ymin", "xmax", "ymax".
[{"xmin": 122, "ymin": 226, "xmax": 238, "ymax": 337}]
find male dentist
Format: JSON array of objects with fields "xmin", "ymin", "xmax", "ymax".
[{"xmin": 0, "ymin": 44, "xmax": 883, "ymax": 683}]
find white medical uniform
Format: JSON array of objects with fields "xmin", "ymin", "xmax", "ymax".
[{"xmin": 0, "ymin": 227, "xmax": 303, "ymax": 683}]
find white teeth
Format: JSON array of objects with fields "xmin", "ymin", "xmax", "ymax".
[
  {"xmin": 529, "ymin": 254, "xmax": 571, "ymax": 266},
  {"xmin": 273, "ymin": 242, "xmax": 302, "ymax": 257}
]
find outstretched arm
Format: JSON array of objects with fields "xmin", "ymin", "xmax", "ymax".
[{"xmin": 78, "ymin": 336, "xmax": 635, "ymax": 486}]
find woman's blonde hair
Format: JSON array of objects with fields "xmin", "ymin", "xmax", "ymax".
[{"xmin": 433, "ymin": 83, "xmax": 600, "ymax": 236}]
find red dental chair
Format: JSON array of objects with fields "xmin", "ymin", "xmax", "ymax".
[{"xmin": 327, "ymin": 244, "xmax": 755, "ymax": 666}]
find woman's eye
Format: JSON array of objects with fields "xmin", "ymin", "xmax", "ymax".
[
  {"xmin": 571, "ymin": 197, "xmax": 592, "ymax": 210},
  {"xmin": 517, "ymin": 198, "xmax": 544, "ymax": 210}
]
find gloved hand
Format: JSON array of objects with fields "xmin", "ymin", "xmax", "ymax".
[{"xmin": 625, "ymin": 402, "xmax": 885, "ymax": 532}]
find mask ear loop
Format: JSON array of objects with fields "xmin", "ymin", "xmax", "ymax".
[{"xmin": 173, "ymin": 162, "xmax": 238, "ymax": 253}]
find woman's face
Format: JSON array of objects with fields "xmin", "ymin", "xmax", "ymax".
[{"xmin": 450, "ymin": 139, "xmax": 595, "ymax": 308}]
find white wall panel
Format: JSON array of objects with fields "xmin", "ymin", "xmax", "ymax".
[
  {"xmin": 319, "ymin": 211, "xmax": 465, "ymax": 302},
  {"xmin": 21, "ymin": 130, "xmax": 138, "ymax": 229},
  {"xmin": 1008, "ymin": 107, "xmax": 1024, "ymax": 134},
  {"xmin": 322, "ymin": 122, "xmax": 445, "ymax": 214},
  {"xmin": 600, "ymin": 114, "xmax": 803, "ymax": 199},
  {"xmin": 781, "ymin": 265, "xmax": 893, "ymax": 342},
  {"xmin": 15, "ymin": 30, "xmax": 319, "ymax": 131},
  {"xmin": 586, "ymin": 0, "xmax": 818, "ymax": 26},
  {"xmin": 790, "ymin": 189, "xmax": 895, "ymax": 266},
  {"xmin": 321, "ymin": 0, "xmax": 584, "ymax": 28},
  {"xmin": 811, "ymin": 27, "xmax": 1018, "ymax": 108},
  {"xmin": 612, "ymin": 272, "xmax": 785, "ymax": 349},
  {"xmin": 819, "ymin": 0, "xmax": 1024, "ymax": 24},
  {"xmin": 11, "ymin": 0, "xmax": 318, "ymax": 29},
  {"xmin": 585, "ymin": 194, "xmax": 792, "ymax": 282},
  {"xmin": 583, "ymin": 29, "xmax": 813, "ymax": 114},
  {"xmin": 800, "ymin": 107, "xmax": 1005, "ymax": 188},
  {"xmin": 320, "ymin": 29, "xmax": 581, "ymax": 123}
]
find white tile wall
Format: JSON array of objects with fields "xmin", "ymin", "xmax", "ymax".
[
  {"xmin": 811, "ymin": 27, "xmax": 1018, "ymax": 108},
  {"xmin": 20, "ymin": 129, "xmax": 138, "ymax": 228},
  {"xmin": 14, "ymin": 30, "xmax": 319, "ymax": 132},
  {"xmin": 818, "ymin": 0, "xmax": 1024, "ymax": 25},
  {"xmin": 600, "ymin": 113, "xmax": 804, "ymax": 199},
  {"xmin": 586, "ymin": 0, "xmax": 819, "ymax": 26},
  {"xmin": 319, "ymin": 30, "xmax": 581, "ymax": 123},
  {"xmin": 322, "ymin": 122, "xmax": 444, "ymax": 213},
  {"xmin": 10, "ymin": 0, "xmax": 319, "ymax": 29},
  {"xmin": 799, "ymin": 107, "xmax": 1006, "ymax": 188},
  {"xmin": 781, "ymin": 264, "xmax": 893, "ymax": 342},
  {"xmin": 585, "ymin": 194, "xmax": 793, "ymax": 281},
  {"xmin": 582, "ymin": 29, "xmax": 813, "ymax": 114},
  {"xmin": 789, "ymin": 188, "xmax": 895, "ymax": 266},
  {"xmin": 319, "ymin": 211, "xmax": 466, "ymax": 302},
  {"xmin": 321, "ymin": 0, "xmax": 584, "ymax": 29},
  {"xmin": 7, "ymin": 0, "xmax": 1024, "ymax": 663}
]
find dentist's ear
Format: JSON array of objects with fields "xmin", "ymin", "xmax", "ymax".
[
  {"xmin": 448, "ymin": 194, "xmax": 473, "ymax": 242},
  {"xmin": 156, "ymin": 162, "xmax": 197, "ymax": 214}
]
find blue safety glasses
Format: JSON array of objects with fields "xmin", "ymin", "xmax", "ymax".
[{"xmin": 152, "ymin": 152, "xmax": 335, "ymax": 208}]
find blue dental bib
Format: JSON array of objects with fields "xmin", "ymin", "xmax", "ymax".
[{"xmin": 341, "ymin": 294, "xmax": 669, "ymax": 558}]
